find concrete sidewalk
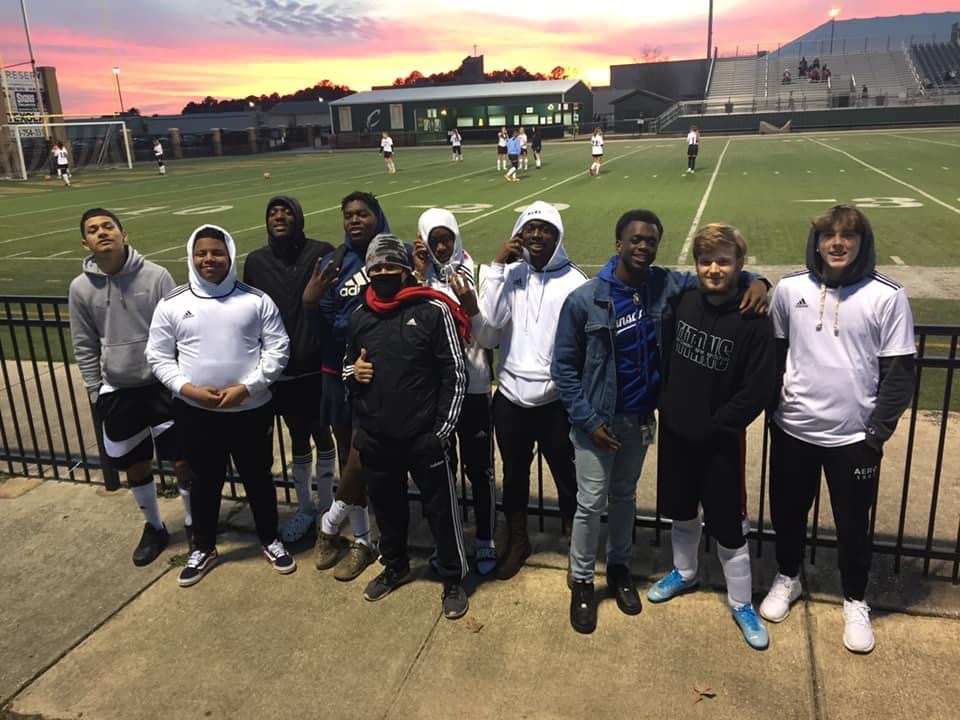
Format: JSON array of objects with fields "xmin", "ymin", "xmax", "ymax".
[{"xmin": 1, "ymin": 477, "xmax": 958, "ymax": 720}]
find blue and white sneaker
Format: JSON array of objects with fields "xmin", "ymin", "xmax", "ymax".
[
  {"xmin": 647, "ymin": 568, "xmax": 699, "ymax": 603},
  {"xmin": 732, "ymin": 604, "xmax": 769, "ymax": 650}
]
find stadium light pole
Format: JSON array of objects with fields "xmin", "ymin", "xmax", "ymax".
[
  {"xmin": 112, "ymin": 66, "xmax": 125, "ymax": 114},
  {"xmin": 829, "ymin": 8, "xmax": 840, "ymax": 54},
  {"xmin": 18, "ymin": 0, "xmax": 47, "ymax": 119}
]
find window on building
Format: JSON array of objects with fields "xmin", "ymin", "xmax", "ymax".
[
  {"xmin": 338, "ymin": 106, "xmax": 352, "ymax": 132},
  {"xmin": 389, "ymin": 104, "xmax": 404, "ymax": 129}
]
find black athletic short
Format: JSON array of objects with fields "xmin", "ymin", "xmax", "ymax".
[
  {"xmin": 688, "ymin": 144, "xmax": 699, "ymax": 157},
  {"xmin": 453, "ymin": 145, "xmax": 462, "ymax": 155},
  {"xmin": 509, "ymin": 154, "xmax": 519, "ymax": 168},
  {"xmin": 317, "ymin": 372, "xmax": 350, "ymax": 429},
  {"xmin": 383, "ymin": 151, "xmax": 393, "ymax": 159},
  {"xmin": 520, "ymin": 148, "xmax": 528, "ymax": 156},
  {"xmin": 271, "ymin": 373, "xmax": 324, "ymax": 419},
  {"xmin": 56, "ymin": 165, "xmax": 70, "ymax": 174},
  {"xmin": 96, "ymin": 383, "xmax": 183, "ymax": 470},
  {"xmin": 532, "ymin": 141, "xmax": 542, "ymax": 152},
  {"xmin": 497, "ymin": 146, "xmax": 507, "ymax": 155},
  {"xmin": 656, "ymin": 421, "xmax": 745, "ymax": 548}
]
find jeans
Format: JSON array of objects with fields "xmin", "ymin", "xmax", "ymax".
[{"xmin": 569, "ymin": 413, "xmax": 655, "ymax": 582}]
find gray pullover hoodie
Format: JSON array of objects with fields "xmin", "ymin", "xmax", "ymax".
[{"xmin": 68, "ymin": 247, "xmax": 175, "ymax": 401}]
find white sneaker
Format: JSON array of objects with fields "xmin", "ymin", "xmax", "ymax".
[
  {"xmin": 842, "ymin": 599, "xmax": 875, "ymax": 653},
  {"xmin": 759, "ymin": 573, "xmax": 802, "ymax": 622}
]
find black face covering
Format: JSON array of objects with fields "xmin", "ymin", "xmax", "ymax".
[{"xmin": 370, "ymin": 273, "xmax": 404, "ymax": 299}]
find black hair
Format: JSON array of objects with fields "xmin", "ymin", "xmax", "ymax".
[
  {"xmin": 80, "ymin": 208, "xmax": 123, "ymax": 238},
  {"xmin": 340, "ymin": 191, "xmax": 381, "ymax": 217},
  {"xmin": 194, "ymin": 226, "xmax": 228, "ymax": 246},
  {"xmin": 615, "ymin": 209, "xmax": 663, "ymax": 243}
]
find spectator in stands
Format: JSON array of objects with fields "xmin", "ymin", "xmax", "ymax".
[
  {"xmin": 811, "ymin": 57, "xmax": 820, "ymax": 70},
  {"xmin": 759, "ymin": 205, "xmax": 916, "ymax": 655},
  {"xmin": 243, "ymin": 197, "xmax": 336, "ymax": 544},
  {"xmin": 809, "ymin": 67, "xmax": 821, "ymax": 83},
  {"xmin": 413, "ymin": 208, "xmax": 500, "ymax": 575},
  {"xmin": 480, "ymin": 202, "xmax": 588, "ymax": 580},
  {"xmin": 822, "ymin": 65, "xmax": 832, "ymax": 81},
  {"xmin": 861, "ymin": 85, "xmax": 869, "ymax": 104},
  {"xmin": 69, "ymin": 208, "xmax": 194, "ymax": 566},
  {"xmin": 782, "ymin": 69, "xmax": 792, "ymax": 84},
  {"xmin": 799, "ymin": 57, "xmax": 808, "ymax": 78},
  {"xmin": 787, "ymin": 92, "xmax": 796, "ymax": 110}
]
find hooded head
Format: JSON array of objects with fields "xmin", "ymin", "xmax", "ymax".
[
  {"xmin": 187, "ymin": 224, "xmax": 237, "ymax": 298},
  {"xmin": 341, "ymin": 191, "xmax": 390, "ymax": 252},
  {"xmin": 805, "ymin": 205, "xmax": 876, "ymax": 288},
  {"xmin": 265, "ymin": 195, "xmax": 305, "ymax": 254},
  {"xmin": 417, "ymin": 208, "xmax": 465, "ymax": 283},
  {"xmin": 511, "ymin": 201, "xmax": 569, "ymax": 272}
]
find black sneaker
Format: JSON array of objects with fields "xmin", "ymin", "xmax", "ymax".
[
  {"xmin": 570, "ymin": 580, "xmax": 597, "ymax": 634},
  {"xmin": 363, "ymin": 566, "xmax": 411, "ymax": 602},
  {"xmin": 132, "ymin": 523, "xmax": 169, "ymax": 567},
  {"xmin": 178, "ymin": 548, "xmax": 218, "ymax": 587},
  {"xmin": 442, "ymin": 582, "xmax": 469, "ymax": 620},
  {"xmin": 606, "ymin": 564, "xmax": 642, "ymax": 616},
  {"xmin": 262, "ymin": 539, "xmax": 297, "ymax": 574}
]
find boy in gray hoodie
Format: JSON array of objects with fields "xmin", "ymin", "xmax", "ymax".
[{"xmin": 68, "ymin": 208, "xmax": 193, "ymax": 566}]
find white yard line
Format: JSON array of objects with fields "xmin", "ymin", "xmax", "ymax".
[
  {"xmin": 48, "ymin": 250, "xmax": 73, "ymax": 257},
  {"xmin": 808, "ymin": 138, "xmax": 960, "ymax": 216},
  {"xmin": 677, "ymin": 138, "xmax": 732, "ymax": 264},
  {"xmin": 460, "ymin": 146, "xmax": 651, "ymax": 229},
  {"xmin": 888, "ymin": 133, "xmax": 960, "ymax": 149}
]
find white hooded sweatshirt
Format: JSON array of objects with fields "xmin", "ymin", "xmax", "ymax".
[
  {"xmin": 417, "ymin": 208, "xmax": 498, "ymax": 395},
  {"xmin": 479, "ymin": 201, "xmax": 587, "ymax": 407},
  {"xmin": 146, "ymin": 224, "xmax": 290, "ymax": 412}
]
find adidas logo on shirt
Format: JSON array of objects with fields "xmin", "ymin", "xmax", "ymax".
[
  {"xmin": 795, "ymin": 298, "xmax": 808, "ymax": 308},
  {"xmin": 183, "ymin": 310, "xmax": 195, "ymax": 319},
  {"xmin": 406, "ymin": 317, "xmax": 418, "ymax": 326},
  {"xmin": 339, "ymin": 270, "xmax": 368, "ymax": 298}
]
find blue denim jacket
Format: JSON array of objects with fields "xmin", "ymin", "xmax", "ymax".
[{"xmin": 552, "ymin": 262, "xmax": 764, "ymax": 434}]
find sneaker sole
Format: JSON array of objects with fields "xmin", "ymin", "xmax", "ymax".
[
  {"xmin": 178, "ymin": 557, "xmax": 217, "ymax": 587},
  {"xmin": 647, "ymin": 580, "xmax": 699, "ymax": 604},
  {"xmin": 759, "ymin": 599, "xmax": 799, "ymax": 623},
  {"xmin": 843, "ymin": 636, "xmax": 875, "ymax": 654},
  {"xmin": 363, "ymin": 575, "xmax": 411, "ymax": 602},
  {"xmin": 271, "ymin": 560, "xmax": 298, "ymax": 575},
  {"xmin": 443, "ymin": 602, "xmax": 469, "ymax": 620},
  {"xmin": 732, "ymin": 616, "xmax": 770, "ymax": 650}
]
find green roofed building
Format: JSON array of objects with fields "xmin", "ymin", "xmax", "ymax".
[{"xmin": 328, "ymin": 79, "xmax": 593, "ymax": 146}]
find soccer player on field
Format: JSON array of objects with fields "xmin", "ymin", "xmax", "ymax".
[
  {"xmin": 147, "ymin": 224, "xmax": 293, "ymax": 587},
  {"xmin": 450, "ymin": 128, "xmax": 463, "ymax": 162},
  {"xmin": 588, "ymin": 128, "xmax": 603, "ymax": 176},
  {"xmin": 504, "ymin": 130, "xmax": 522, "ymax": 182},
  {"xmin": 518, "ymin": 126, "xmax": 529, "ymax": 170},
  {"xmin": 52, "ymin": 141, "xmax": 71, "ymax": 186},
  {"xmin": 686, "ymin": 126, "xmax": 700, "ymax": 173},
  {"xmin": 496, "ymin": 127, "xmax": 509, "ymax": 171},
  {"xmin": 414, "ymin": 208, "xmax": 500, "ymax": 574},
  {"xmin": 69, "ymin": 208, "xmax": 193, "ymax": 566},
  {"xmin": 759, "ymin": 205, "xmax": 916, "ymax": 654},
  {"xmin": 380, "ymin": 132, "xmax": 396, "ymax": 174},
  {"xmin": 531, "ymin": 127, "xmax": 543, "ymax": 168},
  {"xmin": 152, "ymin": 138, "xmax": 166, "ymax": 175},
  {"xmin": 646, "ymin": 224, "xmax": 776, "ymax": 650},
  {"xmin": 243, "ymin": 196, "xmax": 337, "ymax": 543}
]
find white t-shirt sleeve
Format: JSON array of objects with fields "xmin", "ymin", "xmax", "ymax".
[
  {"xmin": 878, "ymin": 289, "xmax": 916, "ymax": 357},
  {"xmin": 770, "ymin": 283, "xmax": 790, "ymax": 340}
]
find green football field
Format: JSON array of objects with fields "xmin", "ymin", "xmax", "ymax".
[{"xmin": 1, "ymin": 126, "xmax": 959, "ymax": 322}]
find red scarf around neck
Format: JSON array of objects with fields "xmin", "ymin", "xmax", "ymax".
[{"xmin": 364, "ymin": 285, "xmax": 472, "ymax": 343}]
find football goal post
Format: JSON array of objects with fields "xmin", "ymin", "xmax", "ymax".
[{"xmin": 0, "ymin": 119, "xmax": 133, "ymax": 180}]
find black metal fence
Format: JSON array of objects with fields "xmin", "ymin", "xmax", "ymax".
[{"xmin": 1, "ymin": 296, "xmax": 957, "ymax": 583}]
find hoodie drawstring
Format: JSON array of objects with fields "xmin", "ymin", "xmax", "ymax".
[{"xmin": 816, "ymin": 281, "xmax": 840, "ymax": 335}]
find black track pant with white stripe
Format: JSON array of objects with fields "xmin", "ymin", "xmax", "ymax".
[{"xmin": 358, "ymin": 430, "xmax": 467, "ymax": 580}]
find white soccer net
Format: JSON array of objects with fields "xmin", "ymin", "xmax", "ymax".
[
  {"xmin": 758, "ymin": 119, "xmax": 793, "ymax": 134},
  {"xmin": 0, "ymin": 120, "xmax": 132, "ymax": 180}
]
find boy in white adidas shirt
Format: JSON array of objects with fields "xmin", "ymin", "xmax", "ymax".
[
  {"xmin": 147, "ymin": 224, "xmax": 294, "ymax": 587},
  {"xmin": 760, "ymin": 205, "xmax": 915, "ymax": 654}
]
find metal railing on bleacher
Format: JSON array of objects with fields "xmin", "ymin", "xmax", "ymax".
[{"xmin": 1, "ymin": 295, "xmax": 957, "ymax": 583}]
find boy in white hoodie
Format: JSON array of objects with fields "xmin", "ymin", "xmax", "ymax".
[
  {"xmin": 147, "ymin": 224, "xmax": 293, "ymax": 587},
  {"xmin": 480, "ymin": 201, "xmax": 588, "ymax": 579},
  {"xmin": 414, "ymin": 208, "xmax": 500, "ymax": 574}
]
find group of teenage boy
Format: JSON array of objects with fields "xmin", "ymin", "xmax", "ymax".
[{"xmin": 68, "ymin": 192, "xmax": 914, "ymax": 651}]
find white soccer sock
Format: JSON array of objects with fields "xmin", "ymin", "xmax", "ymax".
[
  {"xmin": 291, "ymin": 457, "xmax": 316, "ymax": 515},
  {"xmin": 507, "ymin": 167, "xmax": 516, "ymax": 178},
  {"xmin": 536, "ymin": 159, "xmax": 541, "ymax": 168},
  {"xmin": 159, "ymin": 165, "xmax": 166, "ymax": 175},
  {"xmin": 718, "ymin": 542, "xmax": 753, "ymax": 609},
  {"xmin": 131, "ymin": 482, "xmax": 163, "ymax": 530},
  {"xmin": 349, "ymin": 506, "xmax": 371, "ymax": 547},
  {"xmin": 321, "ymin": 498, "xmax": 350, "ymax": 535},
  {"xmin": 315, "ymin": 448, "xmax": 336, "ymax": 512},
  {"xmin": 178, "ymin": 487, "xmax": 192, "ymax": 527},
  {"xmin": 671, "ymin": 517, "xmax": 702, "ymax": 580},
  {"xmin": 497, "ymin": 160, "xmax": 502, "ymax": 170}
]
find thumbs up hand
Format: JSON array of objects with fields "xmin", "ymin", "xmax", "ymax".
[{"xmin": 354, "ymin": 347, "xmax": 374, "ymax": 384}]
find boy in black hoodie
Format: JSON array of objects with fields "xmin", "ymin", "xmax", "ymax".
[
  {"xmin": 759, "ymin": 205, "xmax": 915, "ymax": 654},
  {"xmin": 647, "ymin": 224, "xmax": 775, "ymax": 650},
  {"xmin": 243, "ymin": 196, "xmax": 336, "ymax": 543}
]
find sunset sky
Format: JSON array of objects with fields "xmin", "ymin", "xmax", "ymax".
[{"xmin": 1, "ymin": 0, "xmax": 957, "ymax": 116}]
